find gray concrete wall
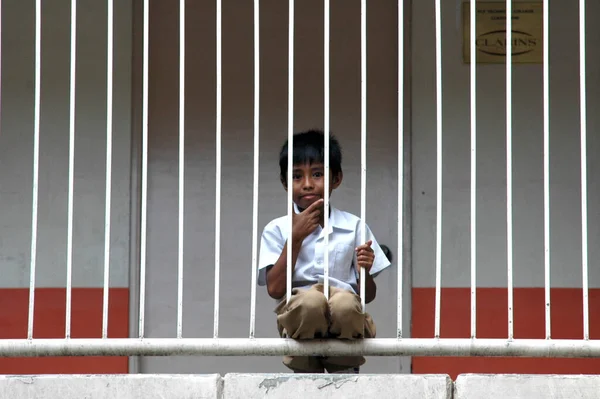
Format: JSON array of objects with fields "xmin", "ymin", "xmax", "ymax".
[
  {"xmin": 2, "ymin": 374, "xmax": 599, "ymax": 399},
  {"xmin": 0, "ymin": 0, "xmax": 133, "ymax": 289},
  {"xmin": 455, "ymin": 374, "xmax": 600, "ymax": 399},
  {"xmin": 412, "ymin": 0, "xmax": 600, "ymax": 289},
  {"xmin": 223, "ymin": 374, "xmax": 453, "ymax": 399},
  {"xmin": 0, "ymin": 374, "xmax": 452, "ymax": 399},
  {"xmin": 0, "ymin": 374, "xmax": 223, "ymax": 399},
  {"xmin": 135, "ymin": 0, "xmax": 410, "ymax": 374}
]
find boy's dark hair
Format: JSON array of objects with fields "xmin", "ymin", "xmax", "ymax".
[{"xmin": 279, "ymin": 130, "xmax": 343, "ymax": 182}]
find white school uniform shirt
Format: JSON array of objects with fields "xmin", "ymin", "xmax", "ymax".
[{"xmin": 258, "ymin": 204, "xmax": 391, "ymax": 296}]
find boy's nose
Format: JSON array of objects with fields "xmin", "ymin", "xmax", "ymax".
[{"xmin": 302, "ymin": 176, "xmax": 314, "ymax": 189}]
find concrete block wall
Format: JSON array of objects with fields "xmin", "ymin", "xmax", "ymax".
[
  {"xmin": 1, "ymin": 374, "xmax": 599, "ymax": 398},
  {"xmin": 0, "ymin": 375, "xmax": 223, "ymax": 399},
  {"xmin": 222, "ymin": 374, "xmax": 453, "ymax": 399},
  {"xmin": 455, "ymin": 375, "xmax": 600, "ymax": 399}
]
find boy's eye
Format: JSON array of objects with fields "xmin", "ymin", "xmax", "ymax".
[
  {"xmin": 313, "ymin": 172, "xmax": 324, "ymax": 178},
  {"xmin": 292, "ymin": 174, "xmax": 302, "ymax": 180}
]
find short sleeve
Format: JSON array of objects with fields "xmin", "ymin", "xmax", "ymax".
[
  {"xmin": 355, "ymin": 223, "xmax": 391, "ymax": 277},
  {"xmin": 258, "ymin": 221, "xmax": 285, "ymax": 286}
]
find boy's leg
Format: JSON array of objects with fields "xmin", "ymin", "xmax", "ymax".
[
  {"xmin": 322, "ymin": 286, "xmax": 376, "ymax": 373},
  {"xmin": 275, "ymin": 285, "xmax": 329, "ymax": 373},
  {"xmin": 328, "ymin": 286, "xmax": 375, "ymax": 339},
  {"xmin": 276, "ymin": 285, "xmax": 329, "ymax": 339}
]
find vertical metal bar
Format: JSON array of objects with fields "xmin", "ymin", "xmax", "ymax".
[
  {"xmin": 177, "ymin": 0, "xmax": 185, "ymax": 339},
  {"xmin": 579, "ymin": 0, "xmax": 589, "ymax": 341},
  {"xmin": 542, "ymin": 0, "xmax": 551, "ymax": 340},
  {"xmin": 139, "ymin": 0, "xmax": 149, "ymax": 339},
  {"xmin": 0, "ymin": 0, "xmax": 1, "ymax": 138},
  {"xmin": 433, "ymin": 0, "xmax": 443, "ymax": 339},
  {"xmin": 27, "ymin": 0, "xmax": 42, "ymax": 340},
  {"xmin": 214, "ymin": 0, "xmax": 222, "ymax": 338},
  {"xmin": 397, "ymin": 0, "xmax": 404, "ymax": 339},
  {"xmin": 506, "ymin": 0, "xmax": 514, "ymax": 340},
  {"xmin": 469, "ymin": 0, "xmax": 477, "ymax": 339},
  {"xmin": 102, "ymin": 0, "xmax": 114, "ymax": 339},
  {"xmin": 0, "ymin": 0, "xmax": 1, "ymax": 166},
  {"xmin": 0, "ymin": 0, "xmax": 1, "ymax": 140},
  {"xmin": 286, "ymin": 0, "xmax": 294, "ymax": 304},
  {"xmin": 359, "ymin": 0, "xmax": 367, "ymax": 311},
  {"xmin": 128, "ymin": 0, "xmax": 144, "ymax": 372},
  {"xmin": 323, "ymin": 0, "xmax": 330, "ymax": 301},
  {"xmin": 65, "ymin": 0, "xmax": 77, "ymax": 340},
  {"xmin": 249, "ymin": 0, "xmax": 260, "ymax": 339}
]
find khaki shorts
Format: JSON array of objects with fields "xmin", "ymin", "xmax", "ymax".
[{"xmin": 275, "ymin": 284, "xmax": 376, "ymax": 373}]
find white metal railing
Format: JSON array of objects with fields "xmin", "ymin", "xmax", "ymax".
[
  {"xmin": 102, "ymin": 0, "xmax": 114, "ymax": 340},
  {"xmin": 177, "ymin": 0, "xmax": 186, "ymax": 340},
  {"xmin": 1, "ymin": 338, "xmax": 600, "ymax": 358},
  {"xmin": 579, "ymin": 0, "xmax": 590, "ymax": 341},
  {"xmin": 249, "ymin": 0, "xmax": 260, "ymax": 339},
  {"xmin": 506, "ymin": 0, "xmax": 514, "ymax": 341},
  {"xmin": 397, "ymin": 0, "xmax": 404, "ymax": 339},
  {"xmin": 214, "ymin": 0, "xmax": 223, "ymax": 339},
  {"xmin": 286, "ymin": 0, "xmax": 294, "ymax": 305},
  {"xmin": 434, "ymin": 0, "xmax": 443, "ymax": 338},
  {"xmin": 139, "ymin": 0, "xmax": 149, "ymax": 339},
  {"xmin": 543, "ymin": 0, "xmax": 551, "ymax": 340},
  {"xmin": 1, "ymin": 0, "xmax": 596, "ymax": 359},
  {"xmin": 469, "ymin": 0, "xmax": 477, "ymax": 339},
  {"xmin": 27, "ymin": 0, "xmax": 42, "ymax": 342}
]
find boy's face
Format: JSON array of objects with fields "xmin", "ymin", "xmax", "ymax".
[{"xmin": 282, "ymin": 162, "xmax": 342, "ymax": 211}]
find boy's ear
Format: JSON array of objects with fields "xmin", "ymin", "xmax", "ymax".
[
  {"xmin": 280, "ymin": 176, "xmax": 288, "ymax": 191},
  {"xmin": 332, "ymin": 171, "xmax": 343, "ymax": 189}
]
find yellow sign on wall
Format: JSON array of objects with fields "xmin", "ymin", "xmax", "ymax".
[{"xmin": 463, "ymin": 2, "xmax": 543, "ymax": 64}]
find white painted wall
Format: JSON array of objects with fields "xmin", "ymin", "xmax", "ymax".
[
  {"xmin": 0, "ymin": 0, "xmax": 132, "ymax": 289},
  {"xmin": 412, "ymin": 0, "xmax": 599, "ymax": 288}
]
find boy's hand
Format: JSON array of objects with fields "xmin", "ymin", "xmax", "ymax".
[
  {"xmin": 291, "ymin": 199, "xmax": 323, "ymax": 243},
  {"xmin": 356, "ymin": 240, "xmax": 375, "ymax": 273}
]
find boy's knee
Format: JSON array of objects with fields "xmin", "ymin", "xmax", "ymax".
[
  {"xmin": 278, "ymin": 288, "xmax": 329, "ymax": 339},
  {"xmin": 328, "ymin": 290, "xmax": 362, "ymax": 317},
  {"xmin": 328, "ymin": 290, "xmax": 365, "ymax": 339},
  {"xmin": 297, "ymin": 289, "xmax": 328, "ymax": 314}
]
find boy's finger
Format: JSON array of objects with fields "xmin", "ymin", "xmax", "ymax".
[
  {"xmin": 355, "ymin": 241, "xmax": 374, "ymax": 252},
  {"xmin": 356, "ymin": 261, "xmax": 372, "ymax": 270},
  {"xmin": 306, "ymin": 199, "xmax": 324, "ymax": 212}
]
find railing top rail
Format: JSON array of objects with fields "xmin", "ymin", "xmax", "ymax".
[{"xmin": 1, "ymin": 338, "xmax": 599, "ymax": 358}]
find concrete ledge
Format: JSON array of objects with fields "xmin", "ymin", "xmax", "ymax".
[
  {"xmin": 0, "ymin": 374, "xmax": 223, "ymax": 399},
  {"xmin": 455, "ymin": 374, "xmax": 600, "ymax": 399},
  {"xmin": 222, "ymin": 373, "xmax": 453, "ymax": 399},
  {"xmin": 6, "ymin": 372, "xmax": 599, "ymax": 398}
]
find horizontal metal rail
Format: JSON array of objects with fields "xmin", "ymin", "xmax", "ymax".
[{"xmin": 1, "ymin": 339, "xmax": 599, "ymax": 358}]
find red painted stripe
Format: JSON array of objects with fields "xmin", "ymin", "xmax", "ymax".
[
  {"xmin": 0, "ymin": 288, "xmax": 129, "ymax": 374},
  {"xmin": 412, "ymin": 288, "xmax": 600, "ymax": 379}
]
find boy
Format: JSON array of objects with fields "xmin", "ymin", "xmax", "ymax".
[{"xmin": 258, "ymin": 130, "xmax": 391, "ymax": 373}]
